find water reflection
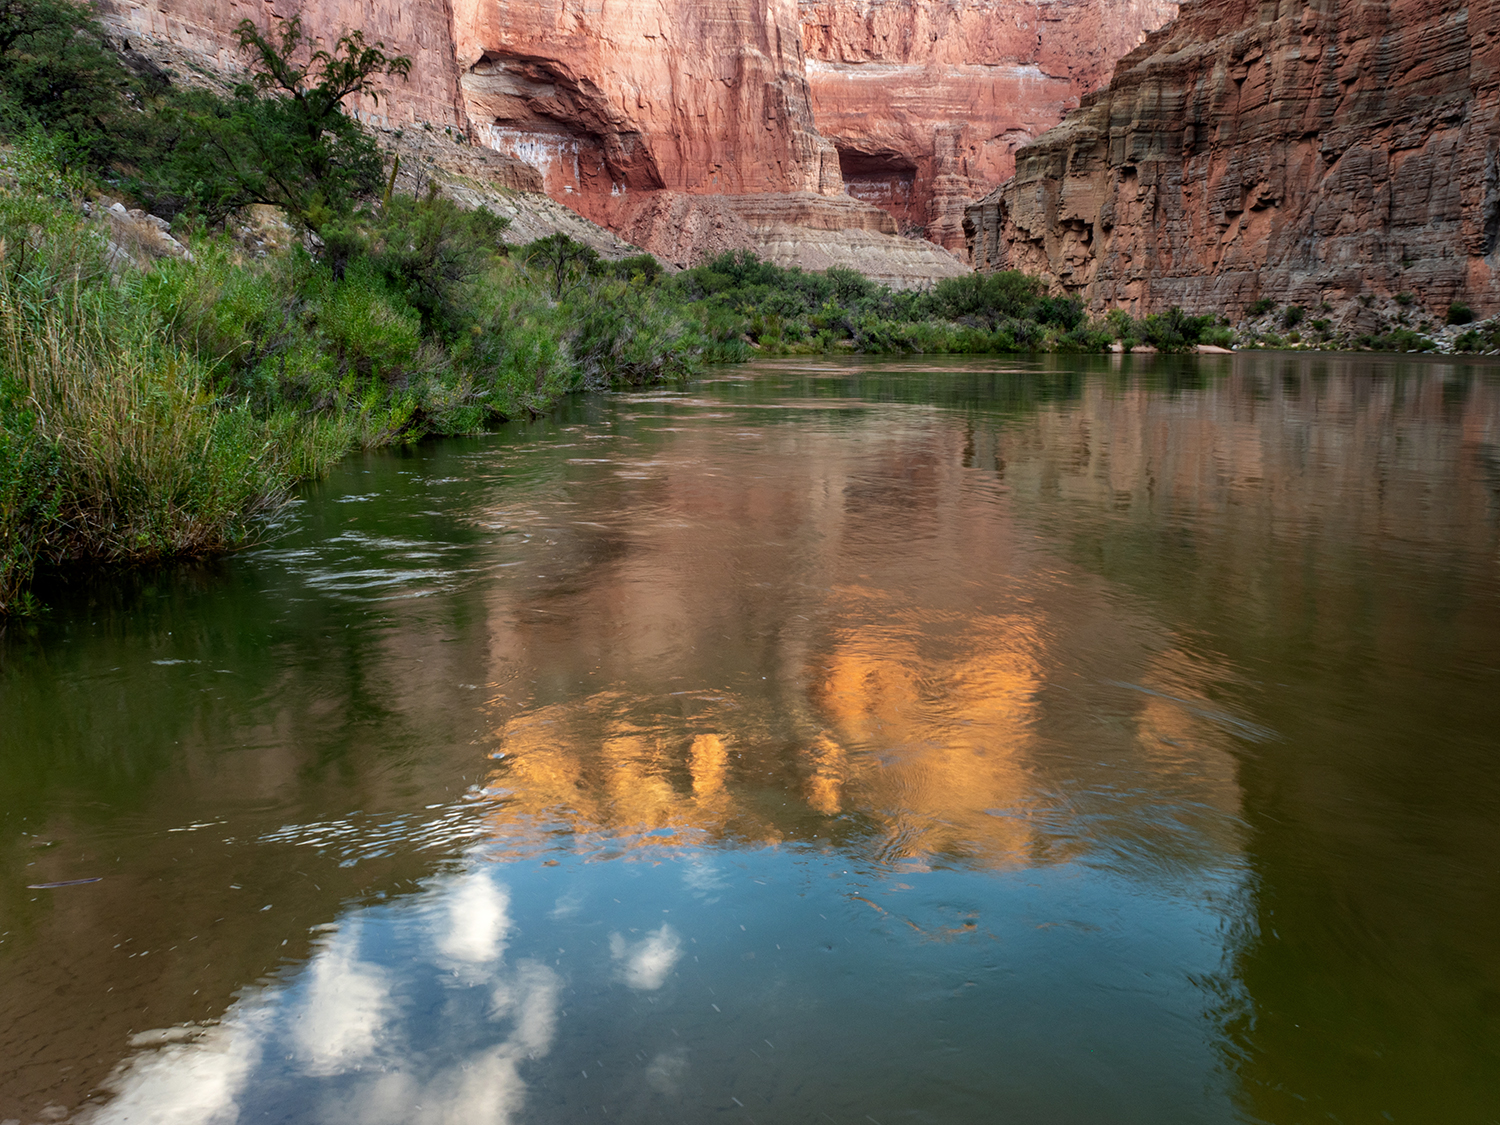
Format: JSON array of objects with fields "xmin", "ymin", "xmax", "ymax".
[
  {"xmin": 79, "ymin": 869, "xmax": 563, "ymax": 1125},
  {"xmin": 1, "ymin": 354, "xmax": 1498, "ymax": 1123},
  {"xmin": 466, "ymin": 391, "xmax": 1249, "ymax": 880}
]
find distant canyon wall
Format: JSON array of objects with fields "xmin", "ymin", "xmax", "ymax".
[
  {"xmin": 967, "ymin": 0, "xmax": 1500, "ymax": 316},
  {"xmin": 99, "ymin": 0, "xmax": 1173, "ymax": 269},
  {"xmin": 801, "ymin": 0, "xmax": 1176, "ymax": 250}
]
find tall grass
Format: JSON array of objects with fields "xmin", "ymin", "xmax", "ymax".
[{"xmin": 0, "ymin": 145, "xmax": 350, "ymax": 613}]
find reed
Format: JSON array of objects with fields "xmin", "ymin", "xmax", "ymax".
[{"xmin": 0, "ymin": 222, "xmax": 348, "ymax": 613}]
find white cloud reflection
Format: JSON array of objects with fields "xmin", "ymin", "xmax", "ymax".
[
  {"xmin": 294, "ymin": 926, "xmax": 390, "ymax": 1076},
  {"xmin": 79, "ymin": 870, "xmax": 557, "ymax": 1125},
  {"xmin": 645, "ymin": 1045, "xmax": 689, "ymax": 1095},
  {"xmin": 437, "ymin": 872, "xmax": 511, "ymax": 963},
  {"xmin": 79, "ymin": 1012, "xmax": 267, "ymax": 1125},
  {"xmin": 610, "ymin": 924, "xmax": 682, "ymax": 990}
]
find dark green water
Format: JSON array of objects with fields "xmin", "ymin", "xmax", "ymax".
[{"xmin": 3, "ymin": 354, "xmax": 1499, "ymax": 1124}]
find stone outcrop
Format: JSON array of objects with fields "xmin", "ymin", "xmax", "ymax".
[
  {"xmin": 967, "ymin": 0, "xmax": 1500, "ymax": 317},
  {"xmin": 801, "ymin": 0, "xmax": 1177, "ymax": 251}
]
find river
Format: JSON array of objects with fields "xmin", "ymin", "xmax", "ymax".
[{"xmin": 2, "ymin": 353, "xmax": 1498, "ymax": 1124}]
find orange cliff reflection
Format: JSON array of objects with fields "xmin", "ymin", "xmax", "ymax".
[{"xmin": 466, "ymin": 402, "xmax": 1248, "ymax": 872}]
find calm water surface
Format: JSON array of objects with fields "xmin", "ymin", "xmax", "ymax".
[{"xmin": 3, "ymin": 354, "xmax": 1499, "ymax": 1124}]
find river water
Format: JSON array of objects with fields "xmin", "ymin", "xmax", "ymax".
[{"xmin": 2, "ymin": 354, "xmax": 1499, "ymax": 1124}]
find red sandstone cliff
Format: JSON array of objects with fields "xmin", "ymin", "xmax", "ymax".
[
  {"xmin": 967, "ymin": 0, "xmax": 1500, "ymax": 316},
  {"xmin": 801, "ymin": 0, "xmax": 1176, "ymax": 251},
  {"xmin": 454, "ymin": 0, "xmax": 841, "ymax": 211},
  {"xmin": 98, "ymin": 0, "xmax": 1164, "ymax": 279}
]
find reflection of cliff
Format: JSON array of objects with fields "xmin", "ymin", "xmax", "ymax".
[
  {"xmin": 11, "ymin": 356, "xmax": 1498, "ymax": 1122},
  {"xmin": 955, "ymin": 355, "xmax": 1500, "ymax": 1122},
  {"xmin": 472, "ymin": 401, "xmax": 1246, "ymax": 872}
]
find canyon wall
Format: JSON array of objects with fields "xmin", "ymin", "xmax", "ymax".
[
  {"xmin": 967, "ymin": 0, "xmax": 1500, "ymax": 317},
  {"xmin": 801, "ymin": 0, "xmax": 1177, "ymax": 251},
  {"xmin": 454, "ymin": 0, "xmax": 842, "ymax": 213},
  {"xmin": 100, "ymin": 0, "xmax": 472, "ymax": 130},
  {"xmin": 101, "ymin": 0, "xmax": 1169, "ymax": 279}
]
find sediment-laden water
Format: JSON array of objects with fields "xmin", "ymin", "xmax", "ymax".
[{"xmin": 3, "ymin": 354, "xmax": 1499, "ymax": 1124}]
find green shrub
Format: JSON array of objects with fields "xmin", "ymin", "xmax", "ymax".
[
  {"xmin": 0, "ymin": 0, "xmax": 129, "ymax": 168},
  {"xmin": 0, "ymin": 198, "xmax": 350, "ymax": 611},
  {"xmin": 162, "ymin": 19, "xmax": 408, "ymax": 233},
  {"xmin": 1140, "ymin": 306, "xmax": 1215, "ymax": 352},
  {"xmin": 1281, "ymin": 305, "xmax": 1305, "ymax": 330},
  {"xmin": 1249, "ymin": 297, "xmax": 1276, "ymax": 316},
  {"xmin": 923, "ymin": 270, "xmax": 1043, "ymax": 323},
  {"xmin": 1447, "ymin": 302, "xmax": 1475, "ymax": 326},
  {"xmin": 1454, "ymin": 321, "xmax": 1500, "ymax": 351}
]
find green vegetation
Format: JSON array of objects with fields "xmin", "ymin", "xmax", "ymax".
[
  {"xmin": 1350, "ymin": 327, "xmax": 1437, "ymax": 352},
  {"xmin": 1454, "ymin": 321, "xmax": 1500, "ymax": 353},
  {"xmin": 0, "ymin": 2, "xmax": 729, "ymax": 612},
  {"xmin": 1447, "ymin": 302, "xmax": 1475, "ymax": 326},
  {"xmin": 0, "ymin": 134, "xmax": 713, "ymax": 612},
  {"xmin": 1100, "ymin": 305, "xmax": 1228, "ymax": 352},
  {"xmin": 668, "ymin": 256, "xmax": 1117, "ymax": 356}
]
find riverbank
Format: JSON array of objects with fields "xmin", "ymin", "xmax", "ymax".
[{"xmin": 0, "ymin": 139, "xmax": 720, "ymax": 614}]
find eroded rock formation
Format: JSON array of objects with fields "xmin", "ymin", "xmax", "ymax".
[
  {"xmin": 801, "ymin": 0, "xmax": 1177, "ymax": 251},
  {"xmin": 967, "ymin": 0, "xmax": 1500, "ymax": 316},
  {"xmin": 454, "ymin": 0, "xmax": 841, "ymax": 210},
  {"xmin": 99, "ymin": 0, "xmax": 1167, "ymax": 280}
]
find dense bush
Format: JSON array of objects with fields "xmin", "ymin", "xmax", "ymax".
[
  {"xmin": 0, "ymin": 0, "xmax": 128, "ymax": 167},
  {"xmin": 1104, "ymin": 306, "xmax": 1220, "ymax": 352},
  {"xmin": 1453, "ymin": 322, "xmax": 1500, "ymax": 352},
  {"xmin": 0, "ymin": 137, "xmax": 712, "ymax": 612},
  {"xmin": 669, "ymin": 255, "xmax": 1113, "ymax": 357}
]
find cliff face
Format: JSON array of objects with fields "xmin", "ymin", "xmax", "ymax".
[
  {"xmin": 100, "ymin": 0, "xmax": 472, "ymax": 131},
  {"xmin": 801, "ymin": 0, "xmax": 1177, "ymax": 251},
  {"xmin": 967, "ymin": 0, "xmax": 1500, "ymax": 316},
  {"xmin": 99, "ymin": 0, "xmax": 1162, "ymax": 278},
  {"xmin": 453, "ymin": 0, "xmax": 843, "ymax": 217}
]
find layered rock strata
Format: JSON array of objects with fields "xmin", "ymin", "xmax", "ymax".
[
  {"xmin": 801, "ymin": 0, "xmax": 1177, "ymax": 251},
  {"xmin": 967, "ymin": 0, "xmax": 1500, "ymax": 316},
  {"xmin": 103, "ymin": 0, "xmax": 963, "ymax": 280},
  {"xmin": 598, "ymin": 190, "xmax": 968, "ymax": 286}
]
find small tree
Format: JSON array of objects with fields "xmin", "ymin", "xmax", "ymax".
[
  {"xmin": 173, "ymin": 18, "xmax": 409, "ymax": 232},
  {"xmin": 0, "ymin": 0, "xmax": 126, "ymax": 165},
  {"xmin": 524, "ymin": 233, "xmax": 599, "ymax": 300}
]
